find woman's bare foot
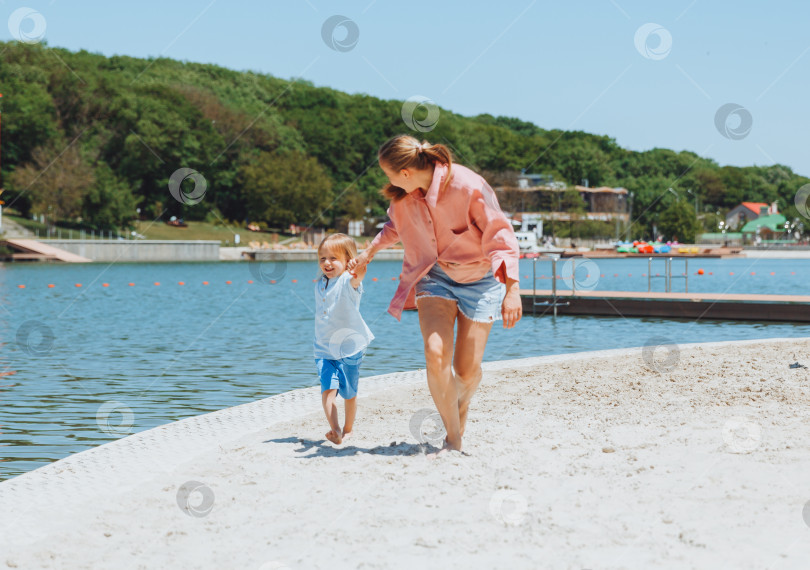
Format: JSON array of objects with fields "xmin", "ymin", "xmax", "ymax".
[
  {"xmin": 427, "ymin": 436, "xmax": 461, "ymax": 459},
  {"xmin": 341, "ymin": 430, "xmax": 352, "ymax": 441},
  {"xmin": 325, "ymin": 429, "xmax": 343, "ymax": 445}
]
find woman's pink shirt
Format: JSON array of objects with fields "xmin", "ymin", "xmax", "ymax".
[{"xmin": 370, "ymin": 162, "xmax": 520, "ymax": 320}]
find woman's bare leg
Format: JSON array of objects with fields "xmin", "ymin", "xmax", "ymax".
[
  {"xmin": 453, "ymin": 312, "xmax": 493, "ymax": 438},
  {"xmin": 417, "ymin": 297, "xmax": 462, "ymax": 451}
]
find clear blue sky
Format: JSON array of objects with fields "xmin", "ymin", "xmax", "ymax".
[{"xmin": 4, "ymin": 0, "xmax": 809, "ymax": 176}]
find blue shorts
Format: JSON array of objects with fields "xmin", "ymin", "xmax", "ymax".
[
  {"xmin": 414, "ymin": 264, "xmax": 505, "ymax": 323},
  {"xmin": 316, "ymin": 351, "xmax": 364, "ymax": 399}
]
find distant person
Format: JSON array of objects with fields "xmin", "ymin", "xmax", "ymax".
[
  {"xmin": 314, "ymin": 234, "xmax": 374, "ymax": 445},
  {"xmin": 348, "ymin": 134, "xmax": 521, "ymax": 455}
]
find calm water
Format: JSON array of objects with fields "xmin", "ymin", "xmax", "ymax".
[{"xmin": 1, "ymin": 257, "xmax": 809, "ymax": 480}]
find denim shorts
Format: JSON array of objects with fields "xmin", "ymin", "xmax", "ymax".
[
  {"xmin": 414, "ymin": 264, "xmax": 505, "ymax": 323},
  {"xmin": 316, "ymin": 350, "xmax": 364, "ymax": 399}
]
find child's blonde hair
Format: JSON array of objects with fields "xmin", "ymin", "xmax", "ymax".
[
  {"xmin": 378, "ymin": 134, "xmax": 453, "ymax": 201},
  {"xmin": 318, "ymin": 233, "xmax": 358, "ymax": 264}
]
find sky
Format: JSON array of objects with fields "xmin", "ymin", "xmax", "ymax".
[{"xmin": 3, "ymin": 0, "xmax": 809, "ymax": 177}]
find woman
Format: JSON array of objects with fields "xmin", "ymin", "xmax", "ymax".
[{"xmin": 348, "ymin": 134, "xmax": 522, "ymax": 454}]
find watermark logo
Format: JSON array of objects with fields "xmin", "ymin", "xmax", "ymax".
[
  {"xmin": 802, "ymin": 500, "xmax": 810, "ymax": 529},
  {"xmin": 641, "ymin": 337, "xmax": 680, "ymax": 373},
  {"xmin": 722, "ymin": 417, "xmax": 761, "ymax": 453},
  {"xmin": 8, "ymin": 7, "xmax": 46, "ymax": 44},
  {"xmin": 96, "ymin": 401, "xmax": 135, "ymax": 436},
  {"xmin": 409, "ymin": 408, "xmax": 446, "ymax": 447},
  {"xmin": 327, "ymin": 327, "xmax": 366, "ymax": 360},
  {"xmin": 176, "ymin": 480, "xmax": 215, "ymax": 517},
  {"xmin": 634, "ymin": 23, "xmax": 672, "ymax": 60},
  {"xmin": 794, "ymin": 183, "xmax": 810, "ymax": 220},
  {"xmin": 714, "ymin": 103, "xmax": 753, "ymax": 140},
  {"xmin": 258, "ymin": 563, "xmax": 292, "ymax": 570},
  {"xmin": 401, "ymin": 95, "xmax": 440, "ymax": 133},
  {"xmin": 489, "ymin": 489, "xmax": 528, "ymax": 525},
  {"xmin": 561, "ymin": 258, "xmax": 600, "ymax": 291},
  {"xmin": 168, "ymin": 168, "xmax": 207, "ymax": 205},
  {"xmin": 248, "ymin": 259, "xmax": 288, "ymax": 284},
  {"xmin": 15, "ymin": 320, "xmax": 55, "ymax": 356},
  {"xmin": 321, "ymin": 15, "xmax": 359, "ymax": 52}
]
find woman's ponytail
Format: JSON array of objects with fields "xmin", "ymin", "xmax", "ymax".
[{"xmin": 378, "ymin": 134, "xmax": 453, "ymax": 201}]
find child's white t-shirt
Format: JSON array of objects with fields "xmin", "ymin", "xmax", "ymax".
[{"xmin": 313, "ymin": 272, "xmax": 374, "ymax": 360}]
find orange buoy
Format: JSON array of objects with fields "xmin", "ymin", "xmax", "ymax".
[
  {"xmin": 750, "ymin": 272, "xmax": 755, "ymax": 276},
  {"xmin": 128, "ymin": 282, "xmax": 135, "ymax": 286},
  {"xmin": 372, "ymin": 277, "xmax": 378, "ymax": 281},
  {"xmin": 178, "ymin": 281, "xmax": 185, "ymax": 285},
  {"xmin": 18, "ymin": 284, "xmax": 25, "ymax": 288},
  {"xmin": 391, "ymin": 277, "xmax": 396, "ymax": 280},
  {"xmin": 729, "ymin": 272, "xmax": 734, "ymax": 276},
  {"xmin": 708, "ymin": 272, "xmax": 713, "ymax": 275},
  {"xmin": 770, "ymin": 272, "xmax": 775, "ymax": 276},
  {"xmin": 697, "ymin": 269, "xmax": 704, "ymax": 275},
  {"xmin": 248, "ymin": 280, "xmax": 254, "ymax": 284},
  {"xmin": 48, "ymin": 284, "xmax": 55, "ymax": 288},
  {"xmin": 75, "ymin": 283, "xmax": 82, "ymax": 288},
  {"xmin": 154, "ymin": 282, "xmax": 160, "ymax": 286},
  {"xmin": 202, "ymin": 281, "xmax": 209, "ymax": 285},
  {"xmin": 292, "ymin": 279, "xmax": 298, "ymax": 283},
  {"xmin": 270, "ymin": 280, "xmax": 276, "ymax": 284},
  {"xmin": 613, "ymin": 273, "xmax": 618, "ymax": 277},
  {"xmin": 226, "ymin": 280, "xmax": 232, "ymax": 284},
  {"xmin": 102, "ymin": 283, "xmax": 109, "ymax": 287}
]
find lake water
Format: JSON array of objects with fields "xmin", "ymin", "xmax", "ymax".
[{"xmin": 2, "ymin": 257, "xmax": 809, "ymax": 481}]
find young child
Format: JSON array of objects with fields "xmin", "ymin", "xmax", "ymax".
[{"xmin": 314, "ymin": 234, "xmax": 374, "ymax": 445}]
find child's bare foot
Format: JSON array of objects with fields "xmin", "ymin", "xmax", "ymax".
[{"xmin": 325, "ymin": 429, "xmax": 343, "ymax": 445}]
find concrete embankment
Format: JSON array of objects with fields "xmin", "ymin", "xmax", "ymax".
[{"xmin": 36, "ymin": 240, "xmax": 221, "ymax": 262}]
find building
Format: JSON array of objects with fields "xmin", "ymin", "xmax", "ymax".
[
  {"xmin": 496, "ymin": 181, "xmax": 629, "ymax": 222},
  {"xmin": 740, "ymin": 213, "xmax": 787, "ymax": 242},
  {"xmin": 725, "ymin": 202, "xmax": 778, "ymax": 230}
]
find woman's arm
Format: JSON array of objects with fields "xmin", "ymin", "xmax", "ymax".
[
  {"xmin": 468, "ymin": 181, "xmax": 520, "ymax": 285},
  {"xmin": 349, "ymin": 209, "xmax": 399, "ymax": 272},
  {"xmin": 468, "ymin": 180, "xmax": 522, "ymax": 328}
]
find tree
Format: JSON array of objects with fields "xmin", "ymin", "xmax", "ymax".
[
  {"xmin": 240, "ymin": 150, "xmax": 333, "ymax": 228},
  {"xmin": 658, "ymin": 199, "xmax": 701, "ymax": 243},
  {"xmin": 9, "ymin": 141, "xmax": 94, "ymax": 226},
  {"xmin": 81, "ymin": 164, "xmax": 138, "ymax": 230}
]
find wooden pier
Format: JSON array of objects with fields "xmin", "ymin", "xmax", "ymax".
[
  {"xmin": 0, "ymin": 238, "xmax": 92, "ymax": 262},
  {"xmin": 520, "ymin": 289, "xmax": 810, "ymax": 323}
]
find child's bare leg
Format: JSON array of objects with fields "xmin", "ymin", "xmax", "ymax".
[
  {"xmin": 321, "ymin": 389, "xmax": 342, "ymax": 444},
  {"xmin": 343, "ymin": 397, "xmax": 357, "ymax": 438}
]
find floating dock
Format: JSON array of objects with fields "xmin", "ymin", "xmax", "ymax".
[{"xmin": 520, "ymin": 289, "xmax": 810, "ymax": 323}]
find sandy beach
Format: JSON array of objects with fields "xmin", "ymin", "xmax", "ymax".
[{"xmin": 3, "ymin": 337, "xmax": 810, "ymax": 569}]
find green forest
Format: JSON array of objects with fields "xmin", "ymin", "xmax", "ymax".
[{"xmin": 2, "ymin": 41, "xmax": 808, "ymax": 241}]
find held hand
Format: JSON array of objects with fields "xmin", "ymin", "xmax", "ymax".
[
  {"xmin": 501, "ymin": 285, "xmax": 522, "ymax": 329},
  {"xmin": 348, "ymin": 251, "xmax": 371, "ymax": 276}
]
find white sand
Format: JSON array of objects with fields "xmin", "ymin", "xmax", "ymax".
[{"xmin": 3, "ymin": 338, "xmax": 810, "ymax": 569}]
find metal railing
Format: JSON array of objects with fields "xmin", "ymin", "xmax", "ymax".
[
  {"xmin": 531, "ymin": 254, "xmax": 569, "ymax": 317},
  {"xmin": 647, "ymin": 257, "xmax": 688, "ymax": 293}
]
